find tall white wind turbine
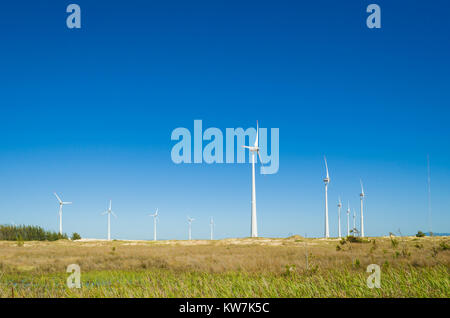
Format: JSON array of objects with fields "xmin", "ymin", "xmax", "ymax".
[
  {"xmin": 346, "ymin": 202, "xmax": 350, "ymax": 237},
  {"xmin": 187, "ymin": 217, "xmax": 195, "ymax": 240},
  {"xmin": 242, "ymin": 120, "xmax": 264, "ymax": 238},
  {"xmin": 427, "ymin": 155, "xmax": 432, "ymax": 235},
  {"xmin": 323, "ymin": 156, "xmax": 330, "ymax": 238},
  {"xmin": 54, "ymin": 193, "xmax": 72, "ymax": 235},
  {"xmin": 210, "ymin": 217, "xmax": 214, "ymax": 240},
  {"xmin": 101, "ymin": 200, "xmax": 116, "ymax": 241},
  {"xmin": 360, "ymin": 179, "xmax": 366, "ymax": 237},
  {"xmin": 337, "ymin": 197, "xmax": 342, "ymax": 238},
  {"xmin": 149, "ymin": 209, "xmax": 159, "ymax": 241}
]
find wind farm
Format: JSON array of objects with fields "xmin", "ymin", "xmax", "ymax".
[
  {"xmin": 0, "ymin": 145, "xmax": 448, "ymax": 298},
  {"xmin": 1, "ymin": 0, "xmax": 449, "ymax": 301}
]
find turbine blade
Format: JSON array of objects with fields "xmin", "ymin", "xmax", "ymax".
[
  {"xmin": 111, "ymin": 211, "xmax": 117, "ymax": 218},
  {"xmin": 254, "ymin": 120, "xmax": 259, "ymax": 148},
  {"xmin": 324, "ymin": 156, "xmax": 329, "ymax": 179},
  {"xmin": 54, "ymin": 193, "xmax": 62, "ymax": 203},
  {"xmin": 241, "ymin": 145, "xmax": 251, "ymax": 149},
  {"xmin": 101, "ymin": 211, "xmax": 107, "ymax": 215},
  {"xmin": 63, "ymin": 202, "xmax": 72, "ymax": 205},
  {"xmin": 360, "ymin": 179, "xmax": 364, "ymax": 195},
  {"xmin": 109, "ymin": 200, "xmax": 112, "ymax": 211}
]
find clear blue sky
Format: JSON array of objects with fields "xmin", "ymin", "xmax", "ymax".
[{"xmin": 0, "ymin": 1, "xmax": 449, "ymax": 239}]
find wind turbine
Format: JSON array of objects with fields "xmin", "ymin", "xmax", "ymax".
[
  {"xmin": 360, "ymin": 179, "xmax": 366, "ymax": 237},
  {"xmin": 353, "ymin": 209, "xmax": 357, "ymax": 236},
  {"xmin": 187, "ymin": 217, "xmax": 195, "ymax": 240},
  {"xmin": 427, "ymin": 155, "xmax": 432, "ymax": 235},
  {"xmin": 323, "ymin": 156, "xmax": 330, "ymax": 238},
  {"xmin": 337, "ymin": 197, "xmax": 342, "ymax": 238},
  {"xmin": 101, "ymin": 200, "xmax": 116, "ymax": 241},
  {"xmin": 210, "ymin": 217, "xmax": 214, "ymax": 240},
  {"xmin": 149, "ymin": 209, "xmax": 159, "ymax": 241},
  {"xmin": 54, "ymin": 193, "xmax": 72, "ymax": 235},
  {"xmin": 242, "ymin": 120, "xmax": 264, "ymax": 238},
  {"xmin": 346, "ymin": 202, "xmax": 350, "ymax": 237}
]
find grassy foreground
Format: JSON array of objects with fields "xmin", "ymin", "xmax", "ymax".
[{"xmin": 0, "ymin": 236, "xmax": 449, "ymax": 298}]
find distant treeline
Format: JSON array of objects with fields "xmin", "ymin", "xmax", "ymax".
[{"xmin": 0, "ymin": 225, "xmax": 68, "ymax": 241}]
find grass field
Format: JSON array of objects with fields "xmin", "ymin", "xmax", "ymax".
[{"xmin": 0, "ymin": 236, "xmax": 448, "ymax": 298}]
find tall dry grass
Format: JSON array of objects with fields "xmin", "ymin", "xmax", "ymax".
[{"xmin": 0, "ymin": 236, "xmax": 448, "ymax": 297}]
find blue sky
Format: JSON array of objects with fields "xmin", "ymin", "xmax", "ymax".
[{"xmin": 0, "ymin": 0, "xmax": 449, "ymax": 239}]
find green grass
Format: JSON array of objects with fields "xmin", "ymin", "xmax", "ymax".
[{"xmin": 1, "ymin": 265, "xmax": 448, "ymax": 298}]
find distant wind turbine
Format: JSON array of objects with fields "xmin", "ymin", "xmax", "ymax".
[
  {"xmin": 101, "ymin": 200, "xmax": 116, "ymax": 241},
  {"xmin": 337, "ymin": 197, "xmax": 342, "ymax": 238},
  {"xmin": 210, "ymin": 217, "xmax": 214, "ymax": 240},
  {"xmin": 54, "ymin": 193, "xmax": 72, "ymax": 235},
  {"xmin": 149, "ymin": 209, "xmax": 159, "ymax": 241},
  {"xmin": 187, "ymin": 217, "xmax": 195, "ymax": 240},
  {"xmin": 360, "ymin": 179, "xmax": 366, "ymax": 237},
  {"xmin": 346, "ymin": 202, "xmax": 350, "ymax": 237},
  {"xmin": 353, "ymin": 209, "xmax": 357, "ymax": 236},
  {"xmin": 323, "ymin": 156, "xmax": 330, "ymax": 238},
  {"xmin": 242, "ymin": 120, "xmax": 265, "ymax": 238}
]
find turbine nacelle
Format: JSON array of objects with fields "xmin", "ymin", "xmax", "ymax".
[
  {"xmin": 242, "ymin": 145, "xmax": 259, "ymax": 152},
  {"xmin": 323, "ymin": 156, "xmax": 330, "ymax": 184},
  {"xmin": 102, "ymin": 200, "xmax": 116, "ymax": 217},
  {"xmin": 54, "ymin": 193, "xmax": 72, "ymax": 206},
  {"xmin": 149, "ymin": 208, "xmax": 159, "ymax": 218},
  {"xmin": 242, "ymin": 121, "xmax": 265, "ymax": 174}
]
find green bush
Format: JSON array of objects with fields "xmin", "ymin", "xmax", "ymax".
[
  {"xmin": 71, "ymin": 232, "xmax": 81, "ymax": 240},
  {"xmin": 345, "ymin": 235, "xmax": 369, "ymax": 243},
  {"xmin": 416, "ymin": 231, "xmax": 426, "ymax": 238}
]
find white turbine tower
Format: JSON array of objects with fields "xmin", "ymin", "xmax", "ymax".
[
  {"xmin": 54, "ymin": 193, "xmax": 72, "ymax": 235},
  {"xmin": 149, "ymin": 209, "xmax": 159, "ymax": 241},
  {"xmin": 360, "ymin": 179, "xmax": 366, "ymax": 237},
  {"xmin": 346, "ymin": 202, "xmax": 350, "ymax": 237},
  {"xmin": 101, "ymin": 200, "xmax": 116, "ymax": 241},
  {"xmin": 323, "ymin": 156, "xmax": 330, "ymax": 238},
  {"xmin": 242, "ymin": 120, "xmax": 264, "ymax": 238},
  {"xmin": 187, "ymin": 217, "xmax": 195, "ymax": 240},
  {"xmin": 337, "ymin": 197, "xmax": 342, "ymax": 238},
  {"xmin": 427, "ymin": 155, "xmax": 432, "ymax": 235},
  {"xmin": 210, "ymin": 217, "xmax": 214, "ymax": 240}
]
